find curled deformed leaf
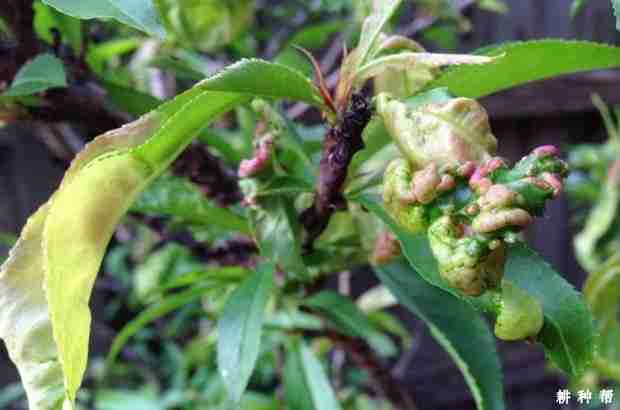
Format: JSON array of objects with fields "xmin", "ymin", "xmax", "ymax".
[
  {"xmin": 377, "ymin": 94, "xmax": 497, "ymax": 168},
  {"xmin": 0, "ymin": 206, "xmax": 65, "ymax": 410},
  {"xmin": 0, "ymin": 58, "xmax": 320, "ymax": 409},
  {"xmin": 359, "ymin": 51, "xmax": 496, "ymax": 85},
  {"xmin": 353, "ymin": 194, "xmax": 595, "ymax": 377}
]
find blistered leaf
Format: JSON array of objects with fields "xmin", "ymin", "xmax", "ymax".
[
  {"xmin": 0, "ymin": 58, "xmax": 319, "ymax": 409},
  {"xmin": 377, "ymin": 94, "xmax": 497, "ymax": 168},
  {"xmin": 218, "ymin": 263, "xmax": 275, "ymax": 404},
  {"xmin": 4, "ymin": 54, "xmax": 67, "ymax": 97},
  {"xmin": 42, "ymin": 0, "xmax": 165, "ymax": 38},
  {"xmin": 353, "ymin": 194, "xmax": 595, "ymax": 377},
  {"xmin": 358, "ymin": 52, "xmax": 496, "ymax": 84},
  {"xmin": 426, "ymin": 40, "xmax": 620, "ymax": 98},
  {"xmin": 377, "ymin": 261, "xmax": 505, "ymax": 410}
]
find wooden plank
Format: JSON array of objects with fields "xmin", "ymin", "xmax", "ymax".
[{"xmin": 481, "ymin": 72, "xmax": 620, "ymax": 120}]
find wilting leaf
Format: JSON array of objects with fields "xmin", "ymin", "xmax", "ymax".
[
  {"xmin": 377, "ymin": 261, "xmax": 505, "ymax": 410},
  {"xmin": 0, "ymin": 58, "xmax": 319, "ymax": 409},
  {"xmin": 427, "ymin": 40, "xmax": 620, "ymax": 98},
  {"xmin": 218, "ymin": 263, "xmax": 275, "ymax": 404},
  {"xmin": 4, "ymin": 54, "xmax": 67, "ymax": 97},
  {"xmin": 42, "ymin": 0, "xmax": 166, "ymax": 38}
]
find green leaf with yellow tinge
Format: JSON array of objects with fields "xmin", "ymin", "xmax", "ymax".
[{"xmin": 0, "ymin": 58, "xmax": 319, "ymax": 410}]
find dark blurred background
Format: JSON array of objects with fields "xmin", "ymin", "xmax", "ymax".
[{"xmin": 2, "ymin": 0, "xmax": 620, "ymax": 409}]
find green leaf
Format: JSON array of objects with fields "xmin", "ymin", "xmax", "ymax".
[
  {"xmin": 284, "ymin": 340, "xmax": 342, "ymax": 410},
  {"xmin": 570, "ymin": 0, "xmax": 590, "ymax": 18},
  {"xmin": 154, "ymin": 266, "xmax": 247, "ymax": 294},
  {"xmin": 376, "ymin": 261, "xmax": 505, "ymax": 410},
  {"xmin": 41, "ymin": 0, "xmax": 166, "ymax": 38},
  {"xmin": 250, "ymin": 197, "xmax": 309, "ymax": 280},
  {"xmin": 255, "ymin": 176, "xmax": 314, "ymax": 197},
  {"xmin": 0, "ymin": 58, "xmax": 318, "ymax": 409},
  {"xmin": 101, "ymin": 80, "xmax": 162, "ymax": 117},
  {"xmin": 87, "ymin": 38, "xmax": 142, "ymax": 74},
  {"xmin": 506, "ymin": 245, "xmax": 594, "ymax": 376},
  {"xmin": 614, "ymin": 1, "xmax": 620, "ymax": 31},
  {"xmin": 218, "ymin": 263, "xmax": 275, "ymax": 404},
  {"xmin": 426, "ymin": 40, "xmax": 620, "ymax": 98},
  {"xmin": 304, "ymin": 291, "xmax": 396, "ymax": 356},
  {"xmin": 105, "ymin": 286, "xmax": 208, "ymax": 369},
  {"xmin": 132, "ymin": 174, "xmax": 250, "ymax": 234},
  {"xmin": 34, "ymin": 2, "xmax": 82, "ymax": 53},
  {"xmin": 353, "ymin": 194, "xmax": 595, "ymax": 377},
  {"xmin": 4, "ymin": 54, "xmax": 67, "ymax": 97}
]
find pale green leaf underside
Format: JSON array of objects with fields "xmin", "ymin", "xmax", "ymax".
[
  {"xmin": 41, "ymin": 0, "xmax": 165, "ymax": 38},
  {"xmin": 0, "ymin": 58, "xmax": 319, "ymax": 410},
  {"xmin": 377, "ymin": 261, "xmax": 505, "ymax": 410},
  {"xmin": 426, "ymin": 40, "xmax": 620, "ymax": 98},
  {"xmin": 4, "ymin": 54, "xmax": 67, "ymax": 97}
]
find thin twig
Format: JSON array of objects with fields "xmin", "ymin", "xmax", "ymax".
[{"xmin": 307, "ymin": 329, "xmax": 418, "ymax": 410}]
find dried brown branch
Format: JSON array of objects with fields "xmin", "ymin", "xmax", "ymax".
[{"xmin": 300, "ymin": 92, "xmax": 372, "ymax": 249}]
